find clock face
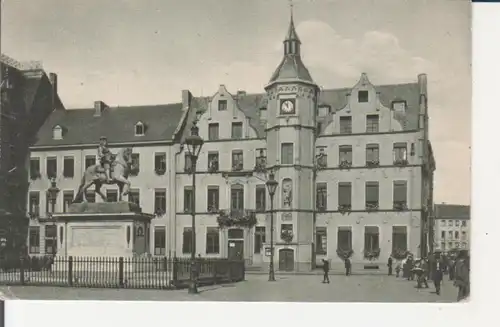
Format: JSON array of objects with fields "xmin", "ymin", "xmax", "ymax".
[{"xmin": 280, "ymin": 100, "xmax": 295, "ymax": 114}]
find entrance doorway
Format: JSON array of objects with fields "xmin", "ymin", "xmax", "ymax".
[
  {"xmin": 228, "ymin": 228, "xmax": 244, "ymax": 260},
  {"xmin": 279, "ymin": 248, "xmax": 294, "ymax": 271}
]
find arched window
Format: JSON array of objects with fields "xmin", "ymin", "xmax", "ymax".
[
  {"xmin": 53, "ymin": 125, "xmax": 63, "ymax": 140},
  {"xmin": 135, "ymin": 121, "xmax": 145, "ymax": 136}
]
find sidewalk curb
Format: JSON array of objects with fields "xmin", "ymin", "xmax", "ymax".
[{"xmin": 245, "ymin": 270, "xmax": 391, "ymax": 276}]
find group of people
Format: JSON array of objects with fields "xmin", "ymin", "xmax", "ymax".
[{"xmin": 387, "ymin": 249, "xmax": 470, "ymax": 301}]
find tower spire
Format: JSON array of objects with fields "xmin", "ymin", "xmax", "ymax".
[{"xmin": 284, "ymin": 0, "xmax": 300, "ymax": 55}]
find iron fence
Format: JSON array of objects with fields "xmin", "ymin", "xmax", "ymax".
[{"xmin": 0, "ymin": 255, "xmax": 245, "ymax": 290}]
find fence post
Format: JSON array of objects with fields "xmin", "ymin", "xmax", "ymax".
[
  {"xmin": 68, "ymin": 256, "xmax": 73, "ymax": 286},
  {"xmin": 118, "ymin": 257, "xmax": 124, "ymax": 288},
  {"xmin": 19, "ymin": 255, "xmax": 25, "ymax": 285},
  {"xmin": 172, "ymin": 257, "xmax": 178, "ymax": 287},
  {"xmin": 241, "ymin": 260, "xmax": 245, "ymax": 281}
]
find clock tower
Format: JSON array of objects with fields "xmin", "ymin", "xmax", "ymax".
[{"xmin": 264, "ymin": 9, "xmax": 319, "ymax": 271}]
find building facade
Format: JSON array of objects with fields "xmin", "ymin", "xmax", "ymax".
[
  {"xmin": 433, "ymin": 204, "xmax": 470, "ymax": 252},
  {"xmin": 0, "ymin": 54, "xmax": 63, "ymax": 256},
  {"xmin": 26, "ymin": 15, "xmax": 436, "ymax": 271}
]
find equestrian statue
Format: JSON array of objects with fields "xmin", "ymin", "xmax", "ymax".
[{"xmin": 73, "ymin": 136, "xmax": 134, "ymax": 203}]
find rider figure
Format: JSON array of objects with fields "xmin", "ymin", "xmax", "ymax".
[{"xmin": 98, "ymin": 136, "xmax": 113, "ymax": 182}]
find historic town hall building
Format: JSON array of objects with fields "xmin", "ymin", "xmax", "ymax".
[{"xmin": 26, "ymin": 14, "xmax": 435, "ymax": 271}]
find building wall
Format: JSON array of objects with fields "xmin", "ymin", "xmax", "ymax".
[{"xmin": 434, "ymin": 218, "xmax": 470, "ymax": 251}]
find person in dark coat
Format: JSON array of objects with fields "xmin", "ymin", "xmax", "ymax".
[
  {"xmin": 406, "ymin": 256, "xmax": 414, "ymax": 280},
  {"xmin": 344, "ymin": 257, "xmax": 351, "ymax": 276},
  {"xmin": 387, "ymin": 256, "xmax": 393, "ymax": 276},
  {"xmin": 322, "ymin": 259, "xmax": 330, "ymax": 283},
  {"xmin": 449, "ymin": 258, "xmax": 456, "ymax": 281},
  {"xmin": 432, "ymin": 253, "xmax": 445, "ymax": 295},
  {"xmin": 454, "ymin": 250, "xmax": 470, "ymax": 301}
]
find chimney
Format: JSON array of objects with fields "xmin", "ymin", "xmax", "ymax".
[
  {"xmin": 49, "ymin": 73, "xmax": 58, "ymax": 110},
  {"xmin": 418, "ymin": 73, "xmax": 427, "ymax": 95},
  {"xmin": 94, "ymin": 101, "xmax": 107, "ymax": 117},
  {"xmin": 182, "ymin": 90, "xmax": 192, "ymax": 111}
]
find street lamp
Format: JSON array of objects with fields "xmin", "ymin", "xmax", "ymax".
[
  {"xmin": 184, "ymin": 116, "xmax": 204, "ymax": 294},
  {"xmin": 47, "ymin": 178, "xmax": 60, "ymax": 214},
  {"xmin": 265, "ymin": 173, "xmax": 278, "ymax": 282}
]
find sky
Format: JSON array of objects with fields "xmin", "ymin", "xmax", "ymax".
[{"xmin": 2, "ymin": 0, "xmax": 471, "ymax": 205}]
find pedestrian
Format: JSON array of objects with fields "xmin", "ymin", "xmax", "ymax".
[
  {"xmin": 395, "ymin": 260, "xmax": 402, "ymax": 278},
  {"xmin": 406, "ymin": 256, "xmax": 414, "ymax": 281},
  {"xmin": 449, "ymin": 257, "xmax": 456, "ymax": 281},
  {"xmin": 344, "ymin": 257, "xmax": 351, "ymax": 276},
  {"xmin": 432, "ymin": 253, "xmax": 445, "ymax": 295},
  {"xmin": 322, "ymin": 259, "xmax": 330, "ymax": 283},
  {"xmin": 387, "ymin": 256, "xmax": 393, "ymax": 276},
  {"xmin": 454, "ymin": 250, "xmax": 470, "ymax": 301}
]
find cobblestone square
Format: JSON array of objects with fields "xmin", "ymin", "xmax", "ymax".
[{"xmin": 2, "ymin": 274, "xmax": 457, "ymax": 302}]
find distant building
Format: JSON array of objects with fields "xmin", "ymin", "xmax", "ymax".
[
  {"xmin": 0, "ymin": 54, "xmax": 63, "ymax": 254},
  {"xmin": 433, "ymin": 204, "xmax": 470, "ymax": 252},
  {"xmin": 26, "ymin": 13, "xmax": 436, "ymax": 271}
]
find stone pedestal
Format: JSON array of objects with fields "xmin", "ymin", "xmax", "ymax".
[{"xmin": 52, "ymin": 202, "xmax": 154, "ymax": 258}]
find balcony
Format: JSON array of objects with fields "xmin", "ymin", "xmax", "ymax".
[
  {"xmin": 366, "ymin": 160, "xmax": 380, "ymax": 168},
  {"xmin": 365, "ymin": 201, "xmax": 379, "ymax": 212},
  {"xmin": 216, "ymin": 209, "xmax": 257, "ymax": 229},
  {"xmin": 393, "ymin": 201, "xmax": 408, "ymax": 211},
  {"xmin": 394, "ymin": 158, "xmax": 408, "ymax": 166},
  {"xmin": 338, "ymin": 160, "xmax": 352, "ymax": 169}
]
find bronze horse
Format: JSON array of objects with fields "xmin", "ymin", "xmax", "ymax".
[{"xmin": 73, "ymin": 147, "xmax": 134, "ymax": 203}]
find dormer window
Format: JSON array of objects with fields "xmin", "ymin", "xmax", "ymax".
[
  {"xmin": 392, "ymin": 100, "xmax": 407, "ymax": 112},
  {"xmin": 53, "ymin": 125, "xmax": 63, "ymax": 140},
  {"xmin": 358, "ymin": 90, "xmax": 369, "ymax": 103},
  {"xmin": 135, "ymin": 121, "xmax": 145, "ymax": 136},
  {"xmin": 318, "ymin": 105, "xmax": 330, "ymax": 117}
]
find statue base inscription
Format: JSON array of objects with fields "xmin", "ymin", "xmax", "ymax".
[{"xmin": 52, "ymin": 202, "xmax": 154, "ymax": 265}]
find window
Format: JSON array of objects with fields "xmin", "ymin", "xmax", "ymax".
[
  {"xmin": 339, "ymin": 145, "xmax": 352, "ymax": 165},
  {"xmin": 316, "ymin": 183, "xmax": 327, "ymax": 211},
  {"xmin": 29, "ymin": 192, "xmax": 40, "ymax": 217},
  {"xmin": 358, "ymin": 90, "xmax": 369, "ymax": 103},
  {"xmin": 316, "ymin": 227, "xmax": 327, "ymax": 255},
  {"xmin": 184, "ymin": 187, "xmax": 194, "ymax": 212},
  {"xmin": 255, "ymin": 185, "xmax": 266, "ymax": 212},
  {"xmin": 441, "ymin": 220, "xmax": 446, "ymax": 226},
  {"xmin": 231, "ymin": 150, "xmax": 243, "ymax": 171},
  {"xmin": 63, "ymin": 156, "xmax": 74, "ymax": 178},
  {"xmin": 182, "ymin": 227, "xmax": 192, "ymax": 254},
  {"xmin": 392, "ymin": 100, "xmax": 407, "ymax": 112},
  {"xmin": 441, "ymin": 231, "xmax": 445, "ymax": 239},
  {"xmin": 207, "ymin": 186, "xmax": 220, "ymax": 212},
  {"xmin": 28, "ymin": 227, "xmax": 40, "ymax": 254},
  {"xmin": 231, "ymin": 122, "xmax": 243, "ymax": 139},
  {"xmin": 448, "ymin": 242, "xmax": 453, "ymax": 249},
  {"xmin": 44, "ymin": 225, "xmax": 57, "ymax": 254},
  {"xmin": 281, "ymin": 224, "xmax": 293, "ymax": 233},
  {"xmin": 364, "ymin": 226, "xmax": 380, "ymax": 253},
  {"xmin": 366, "ymin": 144, "xmax": 380, "ymax": 165},
  {"xmin": 339, "ymin": 116, "xmax": 352, "ymax": 134},
  {"xmin": 318, "ymin": 105, "xmax": 330, "ymax": 117},
  {"xmin": 135, "ymin": 122, "xmax": 145, "ymax": 136},
  {"xmin": 393, "ymin": 143, "xmax": 408, "ymax": 163},
  {"xmin": 85, "ymin": 190, "xmax": 96, "ymax": 203},
  {"xmin": 455, "ymin": 242, "xmax": 460, "ymax": 248},
  {"xmin": 129, "ymin": 189, "xmax": 140, "ymax": 207},
  {"xmin": 208, "ymin": 123, "xmax": 219, "ymax": 140},
  {"xmin": 392, "ymin": 226, "xmax": 407, "ymax": 252},
  {"xmin": 206, "ymin": 227, "xmax": 220, "ymax": 254},
  {"xmin": 231, "ymin": 184, "xmax": 244, "ymax": 210},
  {"xmin": 53, "ymin": 125, "xmax": 63, "ymax": 140},
  {"xmin": 441, "ymin": 242, "xmax": 446, "ymax": 250},
  {"xmin": 131, "ymin": 153, "xmax": 140, "ymax": 175},
  {"xmin": 85, "ymin": 155, "xmax": 96, "ymax": 169},
  {"xmin": 184, "ymin": 154, "xmax": 193, "ymax": 172},
  {"xmin": 454, "ymin": 231, "xmax": 459, "ymax": 239},
  {"xmin": 365, "ymin": 182, "xmax": 379, "ymax": 209},
  {"xmin": 45, "ymin": 192, "xmax": 57, "ymax": 213},
  {"xmin": 208, "ymin": 152, "xmax": 219, "ymax": 171},
  {"xmin": 63, "ymin": 191, "xmax": 74, "ymax": 213},
  {"xmin": 448, "ymin": 231, "xmax": 453, "ymax": 238},
  {"xmin": 448, "ymin": 220, "xmax": 453, "ymax": 227},
  {"xmin": 281, "ymin": 143, "xmax": 294, "ymax": 165},
  {"xmin": 393, "ymin": 181, "xmax": 407, "ymax": 209},
  {"xmin": 218, "ymin": 100, "xmax": 227, "ymax": 111},
  {"xmin": 255, "ymin": 148, "xmax": 267, "ymax": 168},
  {"xmin": 455, "ymin": 220, "xmax": 460, "ymax": 227},
  {"xmin": 154, "ymin": 227, "xmax": 166, "ymax": 255},
  {"xmin": 338, "ymin": 182, "xmax": 352, "ymax": 208},
  {"xmin": 316, "ymin": 122, "xmax": 323, "ymax": 136},
  {"xmin": 337, "ymin": 227, "xmax": 352, "ymax": 251},
  {"xmin": 366, "ymin": 115, "xmax": 379, "ymax": 133},
  {"xmin": 30, "ymin": 158, "xmax": 40, "ymax": 179},
  {"xmin": 316, "ymin": 147, "xmax": 327, "ymax": 168},
  {"xmin": 154, "ymin": 153, "xmax": 166, "ymax": 174},
  {"xmin": 106, "ymin": 190, "xmax": 118, "ymax": 202},
  {"xmin": 46, "ymin": 157, "xmax": 57, "ymax": 179},
  {"xmin": 462, "ymin": 220, "xmax": 467, "ymax": 227},
  {"xmin": 154, "ymin": 189, "xmax": 167, "ymax": 215},
  {"xmin": 254, "ymin": 226, "xmax": 266, "ymax": 254}
]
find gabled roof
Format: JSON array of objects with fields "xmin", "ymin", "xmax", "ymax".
[
  {"xmin": 32, "ymin": 103, "xmax": 184, "ymax": 147},
  {"xmin": 434, "ymin": 204, "xmax": 470, "ymax": 219}
]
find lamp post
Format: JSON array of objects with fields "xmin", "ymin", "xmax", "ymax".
[
  {"xmin": 265, "ymin": 173, "xmax": 278, "ymax": 282},
  {"xmin": 184, "ymin": 118, "xmax": 204, "ymax": 294}
]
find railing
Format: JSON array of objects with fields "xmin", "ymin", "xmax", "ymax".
[{"xmin": 0, "ymin": 255, "xmax": 245, "ymax": 290}]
